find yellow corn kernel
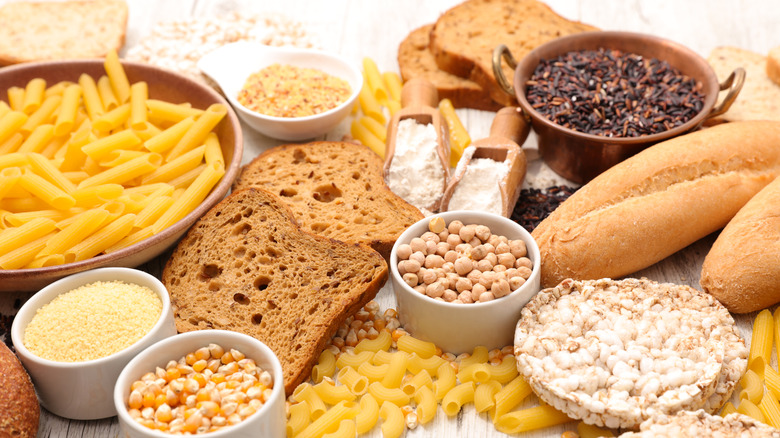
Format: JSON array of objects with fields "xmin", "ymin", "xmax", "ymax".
[{"xmin": 155, "ymin": 403, "xmax": 173, "ymax": 423}]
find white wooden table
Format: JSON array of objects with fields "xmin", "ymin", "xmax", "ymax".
[{"xmin": 2, "ymin": 0, "xmax": 780, "ymax": 436}]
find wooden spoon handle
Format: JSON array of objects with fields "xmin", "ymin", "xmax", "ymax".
[
  {"xmin": 490, "ymin": 106, "xmax": 530, "ymax": 146},
  {"xmin": 400, "ymin": 77, "xmax": 439, "ymax": 109}
]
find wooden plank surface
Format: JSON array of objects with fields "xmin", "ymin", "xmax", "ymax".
[{"xmin": 1, "ymin": 0, "xmax": 779, "ymax": 436}]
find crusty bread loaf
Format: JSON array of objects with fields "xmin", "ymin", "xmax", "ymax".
[
  {"xmin": 429, "ymin": 0, "xmax": 597, "ymax": 107},
  {"xmin": 0, "ymin": 0, "xmax": 128, "ymax": 66},
  {"xmin": 707, "ymin": 46, "xmax": 780, "ymax": 122},
  {"xmin": 767, "ymin": 45, "xmax": 780, "ymax": 87},
  {"xmin": 163, "ymin": 188, "xmax": 388, "ymax": 395},
  {"xmin": 701, "ymin": 175, "xmax": 780, "ymax": 313},
  {"xmin": 233, "ymin": 141, "xmax": 424, "ymax": 260},
  {"xmin": 398, "ymin": 25, "xmax": 502, "ymax": 112},
  {"xmin": 0, "ymin": 343, "xmax": 39, "ymax": 438},
  {"xmin": 532, "ymin": 121, "xmax": 780, "ymax": 288}
]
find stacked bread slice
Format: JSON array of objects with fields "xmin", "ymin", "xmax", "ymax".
[{"xmin": 397, "ymin": 0, "xmax": 597, "ymax": 110}]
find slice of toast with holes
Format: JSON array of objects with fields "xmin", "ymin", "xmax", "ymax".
[
  {"xmin": 232, "ymin": 141, "xmax": 424, "ymax": 260},
  {"xmin": 162, "ymin": 187, "xmax": 388, "ymax": 395}
]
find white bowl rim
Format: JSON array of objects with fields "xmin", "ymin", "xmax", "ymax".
[
  {"xmin": 390, "ymin": 210, "xmax": 542, "ymax": 308},
  {"xmin": 114, "ymin": 329, "xmax": 285, "ymax": 438},
  {"xmin": 199, "ymin": 42, "xmax": 363, "ymax": 123},
  {"xmin": 11, "ymin": 267, "xmax": 172, "ymax": 368}
]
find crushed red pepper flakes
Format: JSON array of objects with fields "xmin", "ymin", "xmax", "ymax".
[{"xmin": 237, "ymin": 63, "xmax": 351, "ymax": 118}]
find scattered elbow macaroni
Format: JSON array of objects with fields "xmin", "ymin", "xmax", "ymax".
[
  {"xmin": 0, "ymin": 50, "xmax": 227, "ymax": 269},
  {"xmin": 285, "ymin": 300, "xmax": 577, "ymax": 437}
]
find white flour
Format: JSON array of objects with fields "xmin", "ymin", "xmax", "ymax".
[
  {"xmin": 386, "ymin": 119, "xmax": 445, "ymax": 210},
  {"xmin": 448, "ymin": 157, "xmax": 509, "ymax": 215}
]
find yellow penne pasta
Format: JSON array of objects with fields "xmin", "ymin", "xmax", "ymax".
[
  {"xmin": 18, "ymin": 124, "xmax": 55, "ymax": 153},
  {"xmin": 18, "ymin": 171, "xmax": 75, "ymax": 210},
  {"xmin": 350, "ymin": 121, "xmax": 386, "ymax": 158},
  {"xmin": 474, "ymin": 380, "xmax": 502, "ymax": 413},
  {"xmin": 65, "ymin": 213, "xmax": 135, "ymax": 261},
  {"xmin": 77, "ymin": 153, "xmax": 162, "ymax": 189},
  {"xmin": 363, "ymin": 58, "xmax": 389, "ymax": 103},
  {"xmin": 720, "ymin": 401, "xmax": 738, "ymax": 417},
  {"xmin": 143, "ymin": 116, "xmax": 195, "ymax": 154},
  {"xmin": 54, "ymin": 84, "xmax": 82, "ymax": 136},
  {"xmin": 355, "ymin": 393, "xmax": 379, "ymax": 434},
  {"xmin": 406, "ymin": 352, "xmax": 445, "ymax": 376},
  {"xmin": 764, "ymin": 363, "xmax": 780, "ymax": 401},
  {"xmin": 40, "ymin": 208, "xmax": 110, "ymax": 257},
  {"xmin": 358, "ymin": 80, "xmax": 385, "ymax": 124},
  {"xmin": 166, "ymin": 163, "xmax": 205, "ymax": 189},
  {"xmin": 40, "ymin": 134, "xmax": 67, "ymax": 159},
  {"xmin": 93, "ymin": 103, "xmax": 131, "ymax": 132},
  {"xmin": 414, "ymin": 385, "xmax": 437, "ymax": 424},
  {"xmin": 0, "ymin": 197, "xmax": 51, "ymax": 212},
  {"xmin": 751, "ymin": 309, "xmax": 774, "ymax": 367},
  {"xmin": 286, "ymin": 401, "xmax": 311, "ymax": 438},
  {"xmin": 0, "ymin": 101, "xmax": 9, "ymax": 119},
  {"xmin": 489, "ymin": 355, "xmax": 520, "ymax": 384},
  {"xmin": 0, "ymin": 111, "xmax": 28, "ymax": 144},
  {"xmin": 7, "ymin": 87, "xmax": 25, "ymax": 112},
  {"xmin": 434, "ymin": 361, "xmax": 457, "ymax": 401},
  {"xmin": 105, "ymin": 50, "xmax": 131, "ymax": 103},
  {"xmin": 292, "ymin": 383, "xmax": 328, "ymax": 420},
  {"xmin": 337, "ymin": 366, "xmax": 369, "ymax": 395},
  {"xmin": 3, "ymin": 209, "xmax": 74, "ymax": 228},
  {"xmin": 313, "ymin": 381, "xmax": 357, "ymax": 405},
  {"xmin": 439, "ymin": 98, "xmax": 471, "ymax": 167},
  {"xmin": 397, "ymin": 335, "xmax": 437, "ymax": 359},
  {"xmin": 27, "ymin": 153, "xmax": 77, "ymax": 193},
  {"xmin": 381, "ymin": 351, "xmax": 409, "ymax": 389},
  {"xmin": 132, "ymin": 120, "xmax": 163, "ymax": 142},
  {"xmin": 360, "ymin": 115, "xmax": 387, "ymax": 142},
  {"xmin": 79, "ymin": 73, "xmax": 104, "ymax": 120},
  {"xmin": 495, "ymin": 404, "xmax": 572, "ymax": 434},
  {"xmin": 20, "ymin": 94, "xmax": 61, "ymax": 134},
  {"xmin": 146, "ymin": 99, "xmax": 204, "ymax": 123},
  {"xmin": 123, "ymin": 182, "xmax": 174, "ymax": 197},
  {"xmin": 0, "ymin": 231, "xmax": 56, "ymax": 269},
  {"xmin": 142, "ymin": 145, "xmax": 205, "ymax": 184},
  {"xmin": 0, "ymin": 167, "xmax": 22, "ymax": 200},
  {"xmin": 28, "ymin": 253, "xmax": 72, "ymax": 268},
  {"xmin": 740, "ymin": 369, "xmax": 764, "ymax": 404},
  {"xmin": 367, "ymin": 382, "xmax": 410, "ymax": 407},
  {"xmin": 203, "ymin": 132, "xmax": 224, "ymax": 167},
  {"xmin": 166, "ymin": 104, "xmax": 226, "ymax": 160},
  {"xmin": 357, "ymin": 361, "xmax": 389, "ymax": 383},
  {"xmin": 311, "ymin": 348, "xmax": 337, "ymax": 384},
  {"xmin": 0, "ymin": 132, "xmax": 23, "ymax": 155},
  {"xmin": 295, "ymin": 400, "xmax": 358, "ymax": 438},
  {"xmin": 461, "ymin": 346, "xmax": 489, "ymax": 368},
  {"xmin": 743, "ymin": 398, "xmax": 768, "ymax": 424},
  {"xmin": 442, "ymin": 381, "xmax": 475, "ymax": 416},
  {"xmin": 104, "ymin": 225, "xmax": 154, "ymax": 253},
  {"xmin": 99, "ymin": 150, "xmax": 147, "ymax": 167},
  {"xmin": 22, "ymin": 78, "xmax": 46, "ymax": 114},
  {"xmin": 54, "ymin": 202, "xmax": 121, "ymax": 230},
  {"xmin": 494, "ymin": 375, "xmax": 533, "ymax": 419},
  {"xmin": 400, "ymin": 369, "xmax": 432, "ymax": 396},
  {"xmin": 43, "ymin": 81, "xmax": 73, "ymax": 99},
  {"xmin": 378, "ymin": 401, "xmax": 404, "ymax": 438},
  {"xmin": 321, "ymin": 419, "xmax": 355, "ymax": 438},
  {"xmin": 133, "ymin": 195, "xmax": 173, "ymax": 228},
  {"xmin": 115, "ymin": 193, "xmax": 148, "ymax": 214},
  {"xmin": 578, "ymin": 421, "xmax": 616, "ymax": 437},
  {"xmin": 58, "ymin": 119, "xmax": 92, "ymax": 171},
  {"xmin": 129, "ymin": 81, "xmax": 148, "ymax": 130},
  {"xmin": 0, "ymin": 217, "xmax": 57, "ymax": 255},
  {"xmin": 0, "ymin": 152, "xmax": 28, "ymax": 169},
  {"xmin": 97, "ymin": 75, "xmax": 119, "ymax": 111},
  {"xmin": 382, "ymin": 71, "xmax": 403, "ymax": 102},
  {"xmin": 386, "ymin": 99, "xmax": 402, "ymax": 115},
  {"xmin": 457, "ymin": 362, "xmax": 491, "ymax": 384}
]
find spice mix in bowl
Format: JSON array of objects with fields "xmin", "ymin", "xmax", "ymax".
[{"xmin": 493, "ymin": 31, "xmax": 744, "ymax": 183}]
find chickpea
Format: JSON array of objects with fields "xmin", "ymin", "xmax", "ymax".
[
  {"xmin": 421, "ymin": 231, "xmax": 440, "ymax": 244},
  {"xmin": 404, "ymin": 259, "xmax": 421, "ymax": 273},
  {"xmin": 458, "ymin": 291, "xmax": 474, "ymax": 304},
  {"xmin": 470, "ymin": 245, "xmax": 488, "ymax": 261},
  {"xmin": 424, "ymin": 254, "xmax": 445, "ymax": 269},
  {"xmin": 509, "ymin": 239, "xmax": 527, "ymax": 258},
  {"xmin": 491, "ymin": 279, "xmax": 511, "ymax": 298},
  {"xmin": 466, "ymin": 269, "xmax": 481, "ymax": 284},
  {"xmin": 409, "ymin": 238, "xmax": 426, "ymax": 254},
  {"xmin": 442, "ymin": 289, "xmax": 458, "ymax": 302},
  {"xmin": 409, "ymin": 251, "xmax": 426, "ymax": 266},
  {"xmin": 477, "ymin": 259, "xmax": 492, "ymax": 272},
  {"xmin": 493, "ymin": 264, "xmax": 507, "ymax": 273},
  {"xmin": 455, "ymin": 277, "xmax": 472, "ymax": 292},
  {"xmin": 458, "ymin": 224, "xmax": 476, "ymax": 242},
  {"xmin": 516, "ymin": 266, "xmax": 533, "ymax": 279},
  {"xmin": 425, "ymin": 240, "xmax": 437, "ymax": 255},
  {"xmin": 474, "ymin": 225, "xmax": 491, "ymax": 242},
  {"xmin": 413, "ymin": 285, "xmax": 426, "ymax": 295},
  {"xmin": 426, "ymin": 281, "xmax": 445, "ymax": 298},
  {"xmin": 515, "ymin": 257, "xmax": 533, "ymax": 270},
  {"xmin": 455, "ymin": 243, "xmax": 471, "ymax": 254},
  {"xmin": 428, "ymin": 216, "xmax": 446, "ymax": 234},
  {"xmin": 402, "ymin": 273, "xmax": 418, "ymax": 288},
  {"xmin": 444, "ymin": 250, "xmax": 458, "ymax": 264},
  {"xmin": 478, "ymin": 291, "xmax": 495, "ymax": 302},
  {"xmin": 509, "ymin": 276, "xmax": 526, "ymax": 290},
  {"xmin": 436, "ymin": 242, "xmax": 449, "ymax": 257},
  {"xmin": 442, "ymin": 262, "xmax": 455, "ymax": 274},
  {"xmin": 421, "ymin": 269, "xmax": 438, "ymax": 285},
  {"xmin": 488, "ymin": 234, "xmax": 502, "ymax": 248},
  {"xmin": 436, "ymin": 268, "xmax": 446, "ymax": 278},
  {"xmin": 479, "ymin": 271, "xmax": 496, "ymax": 289},
  {"xmin": 446, "ymin": 234, "xmax": 462, "ymax": 248},
  {"xmin": 495, "ymin": 242, "xmax": 510, "ymax": 255},
  {"xmin": 438, "ymin": 230, "xmax": 450, "ymax": 242},
  {"xmin": 397, "ymin": 243, "xmax": 413, "ymax": 260},
  {"xmin": 446, "ymin": 272, "xmax": 459, "ymax": 289},
  {"xmin": 484, "ymin": 252, "xmax": 498, "ymax": 266},
  {"xmin": 497, "ymin": 253, "xmax": 515, "ymax": 269},
  {"xmin": 467, "ymin": 237, "xmax": 481, "ymax": 247},
  {"xmin": 482, "ymin": 243, "xmax": 495, "ymax": 254},
  {"xmin": 448, "ymin": 220, "xmax": 464, "ymax": 234},
  {"xmin": 470, "ymin": 283, "xmax": 487, "ymax": 301},
  {"xmin": 397, "ymin": 261, "xmax": 407, "ymax": 276},
  {"xmin": 454, "ymin": 257, "xmax": 473, "ymax": 276}
]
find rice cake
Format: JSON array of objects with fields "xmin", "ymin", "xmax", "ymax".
[
  {"xmin": 514, "ymin": 278, "xmax": 747, "ymax": 429},
  {"xmin": 618, "ymin": 410, "xmax": 780, "ymax": 437}
]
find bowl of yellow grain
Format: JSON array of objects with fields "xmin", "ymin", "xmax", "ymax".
[
  {"xmin": 197, "ymin": 41, "xmax": 362, "ymax": 141},
  {"xmin": 11, "ymin": 267, "xmax": 177, "ymax": 420}
]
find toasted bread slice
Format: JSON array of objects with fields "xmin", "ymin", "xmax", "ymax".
[
  {"xmin": 429, "ymin": 0, "xmax": 597, "ymax": 107},
  {"xmin": 163, "ymin": 187, "xmax": 388, "ymax": 395},
  {"xmin": 707, "ymin": 46, "xmax": 780, "ymax": 122},
  {"xmin": 398, "ymin": 25, "xmax": 502, "ymax": 112},
  {"xmin": 0, "ymin": 0, "xmax": 128, "ymax": 66},
  {"xmin": 232, "ymin": 141, "xmax": 424, "ymax": 260}
]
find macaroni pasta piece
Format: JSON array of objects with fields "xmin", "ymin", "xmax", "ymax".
[
  {"xmin": 442, "ymin": 381, "xmax": 475, "ymax": 416},
  {"xmin": 354, "ymin": 329, "xmax": 392, "ymax": 354},
  {"xmin": 321, "ymin": 419, "xmax": 356, "ymax": 438},
  {"xmin": 313, "ymin": 381, "xmax": 357, "ymax": 405},
  {"xmin": 378, "ymin": 401, "xmax": 404, "ymax": 438},
  {"xmin": 577, "ymin": 421, "xmax": 616, "ymax": 438},
  {"xmin": 474, "ymin": 380, "xmax": 501, "ymax": 413},
  {"xmin": 286, "ymin": 401, "xmax": 311, "ymax": 438},
  {"xmin": 355, "ymin": 393, "xmax": 379, "ymax": 434},
  {"xmin": 457, "ymin": 362, "xmax": 491, "ymax": 384},
  {"xmin": 312, "ymin": 349, "xmax": 337, "ymax": 384},
  {"xmin": 739, "ymin": 369, "xmax": 764, "ymax": 405},
  {"xmin": 295, "ymin": 400, "xmax": 358, "ymax": 438},
  {"xmin": 433, "ymin": 361, "xmax": 456, "ymax": 401},
  {"xmin": 367, "ymin": 381, "xmax": 409, "ymax": 407},
  {"xmin": 413, "ymin": 386, "xmax": 436, "ymax": 424},
  {"xmin": 740, "ymin": 398, "xmax": 767, "ymax": 423},
  {"xmin": 397, "ymin": 335, "xmax": 437, "ymax": 359},
  {"xmin": 336, "ymin": 366, "xmax": 368, "ymax": 395},
  {"xmin": 292, "ymin": 383, "xmax": 327, "ymax": 420}
]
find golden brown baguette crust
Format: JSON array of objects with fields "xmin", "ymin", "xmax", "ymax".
[
  {"xmin": 532, "ymin": 121, "xmax": 780, "ymax": 288},
  {"xmin": 0, "ymin": 0, "xmax": 128, "ymax": 66},
  {"xmin": 163, "ymin": 188, "xmax": 388, "ymax": 395},
  {"xmin": 429, "ymin": 0, "xmax": 598, "ymax": 107},
  {"xmin": 767, "ymin": 46, "xmax": 780, "ymax": 87},
  {"xmin": 232, "ymin": 141, "xmax": 423, "ymax": 260},
  {"xmin": 701, "ymin": 175, "xmax": 780, "ymax": 313},
  {"xmin": 0, "ymin": 343, "xmax": 39, "ymax": 437},
  {"xmin": 398, "ymin": 25, "xmax": 502, "ymax": 112}
]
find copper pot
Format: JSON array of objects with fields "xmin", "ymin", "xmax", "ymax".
[{"xmin": 493, "ymin": 31, "xmax": 744, "ymax": 184}]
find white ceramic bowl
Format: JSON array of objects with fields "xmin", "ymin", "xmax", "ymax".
[
  {"xmin": 114, "ymin": 330, "xmax": 286, "ymax": 438},
  {"xmin": 390, "ymin": 211, "xmax": 541, "ymax": 355},
  {"xmin": 198, "ymin": 41, "xmax": 362, "ymax": 141},
  {"xmin": 10, "ymin": 267, "xmax": 177, "ymax": 420}
]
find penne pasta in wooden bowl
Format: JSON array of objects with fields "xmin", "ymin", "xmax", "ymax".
[{"xmin": 0, "ymin": 56, "xmax": 243, "ymax": 292}]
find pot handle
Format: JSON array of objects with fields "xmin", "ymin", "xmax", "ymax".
[
  {"xmin": 708, "ymin": 68, "xmax": 745, "ymax": 119},
  {"xmin": 492, "ymin": 44, "xmax": 518, "ymax": 97}
]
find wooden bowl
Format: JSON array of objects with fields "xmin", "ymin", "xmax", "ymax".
[
  {"xmin": 493, "ymin": 31, "xmax": 744, "ymax": 183},
  {"xmin": 0, "ymin": 60, "xmax": 243, "ymax": 292}
]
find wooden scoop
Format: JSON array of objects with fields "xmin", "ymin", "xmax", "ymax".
[
  {"xmin": 440, "ymin": 106, "xmax": 529, "ymax": 217},
  {"xmin": 383, "ymin": 78, "xmax": 451, "ymax": 212}
]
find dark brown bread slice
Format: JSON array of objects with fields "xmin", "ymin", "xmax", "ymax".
[
  {"xmin": 163, "ymin": 187, "xmax": 388, "ymax": 395},
  {"xmin": 429, "ymin": 0, "xmax": 598, "ymax": 107},
  {"xmin": 232, "ymin": 141, "xmax": 424, "ymax": 260},
  {"xmin": 0, "ymin": 343, "xmax": 39, "ymax": 437},
  {"xmin": 398, "ymin": 25, "xmax": 502, "ymax": 111}
]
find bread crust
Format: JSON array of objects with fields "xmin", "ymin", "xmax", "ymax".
[
  {"xmin": 429, "ymin": 0, "xmax": 597, "ymax": 107},
  {"xmin": 701, "ymin": 174, "xmax": 780, "ymax": 313},
  {"xmin": 0, "ymin": 343, "xmax": 39, "ymax": 438},
  {"xmin": 532, "ymin": 121, "xmax": 780, "ymax": 288}
]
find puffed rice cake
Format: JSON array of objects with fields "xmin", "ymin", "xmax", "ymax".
[
  {"xmin": 514, "ymin": 278, "xmax": 747, "ymax": 429},
  {"xmin": 618, "ymin": 410, "xmax": 780, "ymax": 437}
]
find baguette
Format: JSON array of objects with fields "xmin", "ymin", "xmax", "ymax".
[
  {"xmin": 0, "ymin": 343, "xmax": 38, "ymax": 438},
  {"xmin": 532, "ymin": 121, "xmax": 780, "ymax": 288},
  {"xmin": 700, "ymin": 175, "xmax": 780, "ymax": 313},
  {"xmin": 162, "ymin": 188, "xmax": 388, "ymax": 395},
  {"xmin": 767, "ymin": 45, "xmax": 780, "ymax": 87}
]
